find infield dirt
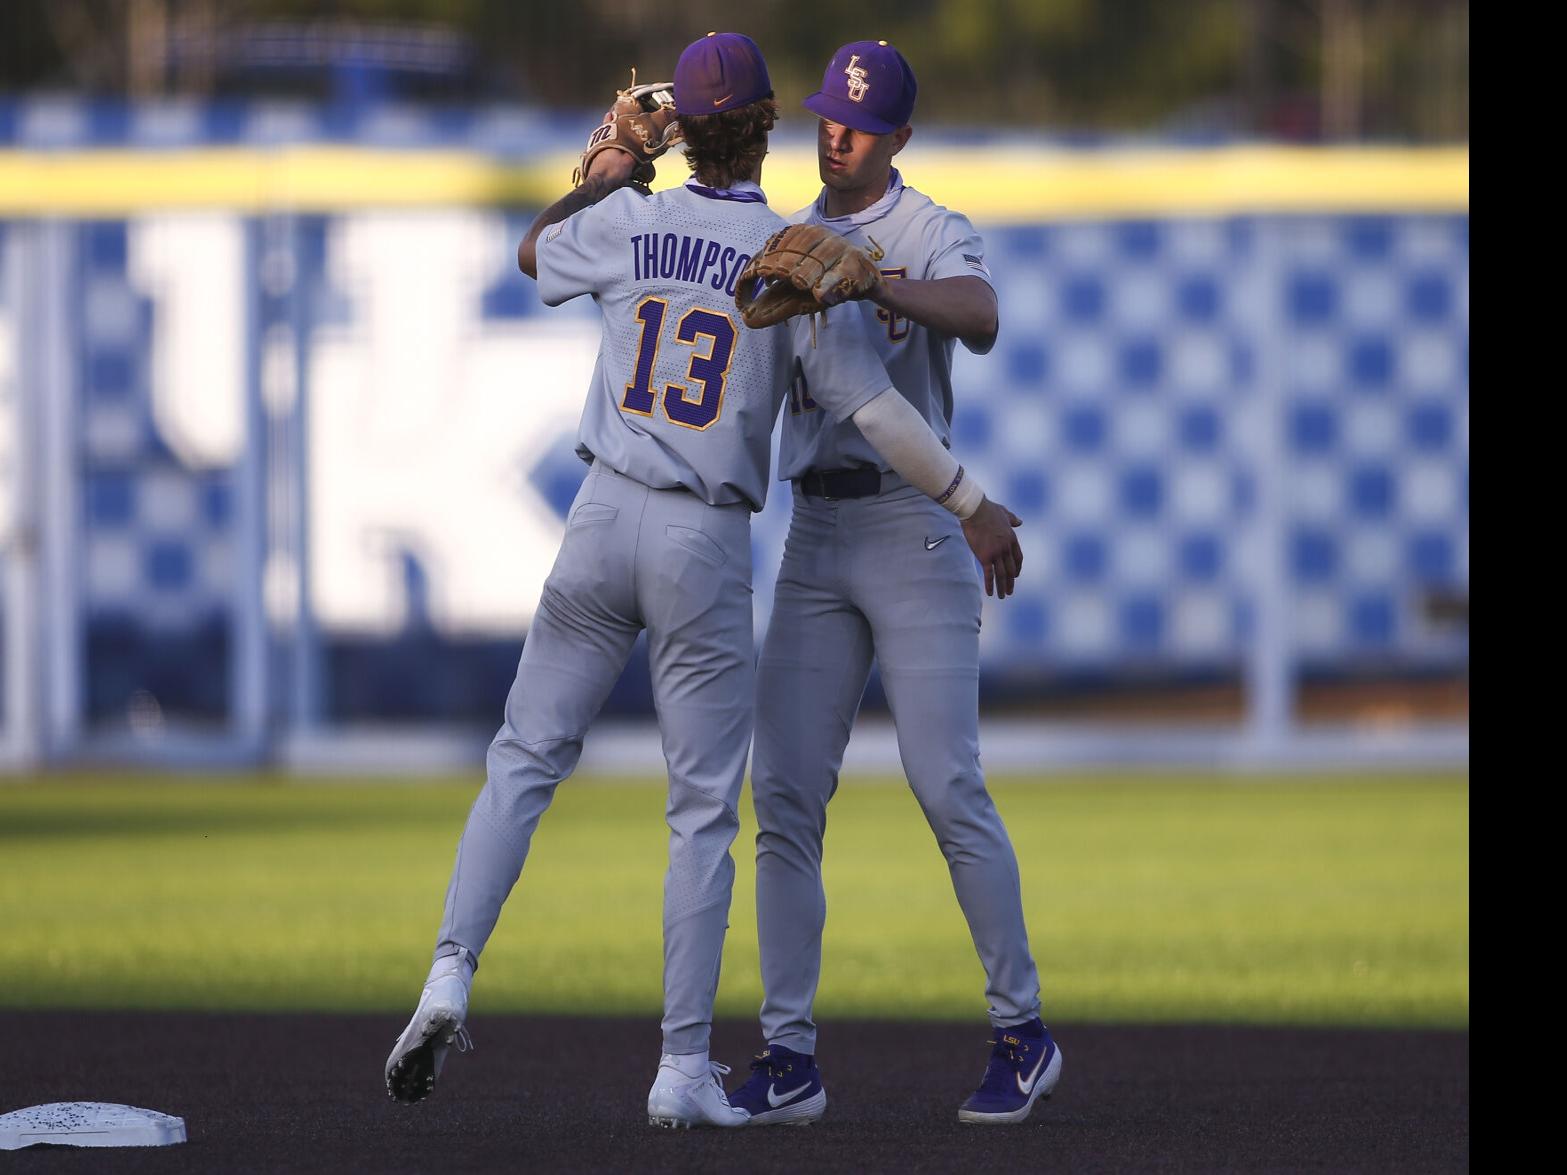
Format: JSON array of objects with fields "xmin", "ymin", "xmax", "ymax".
[{"xmin": 1, "ymin": 1011, "xmax": 1466, "ymax": 1173}]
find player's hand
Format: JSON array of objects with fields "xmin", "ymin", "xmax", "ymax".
[
  {"xmin": 819, "ymin": 270, "xmax": 884, "ymax": 308},
  {"xmin": 961, "ymin": 498, "xmax": 1024, "ymax": 599}
]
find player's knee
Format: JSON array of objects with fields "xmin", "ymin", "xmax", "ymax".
[
  {"xmin": 668, "ymin": 778, "xmax": 742, "ymax": 832},
  {"xmin": 906, "ymin": 756, "xmax": 983, "ymax": 799},
  {"xmin": 910, "ymin": 766, "xmax": 993, "ymax": 832},
  {"xmin": 485, "ymin": 733, "xmax": 580, "ymax": 789},
  {"xmin": 754, "ymin": 824, "xmax": 824, "ymax": 868},
  {"xmin": 752, "ymin": 777, "xmax": 829, "ymax": 835}
]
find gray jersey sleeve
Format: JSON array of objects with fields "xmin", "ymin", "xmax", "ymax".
[
  {"xmin": 923, "ymin": 208, "xmax": 995, "ymax": 288},
  {"xmin": 535, "ymin": 189, "xmax": 642, "ymax": 306},
  {"xmin": 789, "ymin": 305, "xmax": 893, "ymax": 422},
  {"xmin": 923, "ymin": 208, "xmax": 998, "ymax": 357}
]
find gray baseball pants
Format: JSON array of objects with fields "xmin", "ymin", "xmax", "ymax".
[
  {"xmin": 752, "ymin": 481, "xmax": 1042, "ymax": 1054},
  {"xmin": 432, "ymin": 461, "xmax": 754, "ymax": 1055}
]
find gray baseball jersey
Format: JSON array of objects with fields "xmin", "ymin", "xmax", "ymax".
[
  {"xmin": 422, "ymin": 179, "xmax": 901, "ymax": 1061},
  {"xmin": 752, "ymin": 171, "xmax": 1043, "ymax": 1054},
  {"xmin": 778, "ymin": 170, "xmax": 995, "ymax": 480},
  {"xmin": 538, "ymin": 182, "xmax": 893, "ymax": 510}
]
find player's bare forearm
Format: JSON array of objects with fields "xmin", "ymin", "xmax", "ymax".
[
  {"xmin": 868, "ymin": 275, "xmax": 998, "ymax": 352},
  {"xmin": 516, "ymin": 159, "xmax": 638, "ymax": 279}
]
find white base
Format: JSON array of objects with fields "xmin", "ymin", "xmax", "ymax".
[{"xmin": 0, "ymin": 1102, "xmax": 186, "ymax": 1149}]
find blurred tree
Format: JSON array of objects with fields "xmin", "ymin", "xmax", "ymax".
[{"xmin": 0, "ymin": 0, "xmax": 1467, "ymax": 141}]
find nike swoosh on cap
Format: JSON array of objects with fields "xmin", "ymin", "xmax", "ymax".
[
  {"xmin": 767, "ymin": 1082, "xmax": 807, "ymax": 1108},
  {"xmin": 713, "ymin": 94, "xmax": 734, "ymax": 107}
]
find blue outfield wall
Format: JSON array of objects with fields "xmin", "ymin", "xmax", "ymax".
[{"xmin": 0, "ymin": 102, "xmax": 1469, "ymax": 760}]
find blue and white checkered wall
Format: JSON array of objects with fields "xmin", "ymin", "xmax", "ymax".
[
  {"xmin": 0, "ymin": 103, "xmax": 1469, "ymax": 733},
  {"xmin": 73, "ymin": 221, "xmax": 241, "ymax": 721},
  {"xmin": 964, "ymin": 214, "xmax": 1468, "ymax": 674}
]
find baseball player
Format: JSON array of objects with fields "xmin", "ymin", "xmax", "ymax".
[
  {"xmin": 383, "ymin": 32, "xmax": 1026, "ymax": 1129},
  {"xmin": 728, "ymin": 41, "xmax": 1061, "ymax": 1127}
]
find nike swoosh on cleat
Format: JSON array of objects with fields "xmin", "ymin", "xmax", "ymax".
[
  {"xmin": 767, "ymin": 1082, "xmax": 807, "ymax": 1108},
  {"xmin": 925, "ymin": 536, "xmax": 950, "ymax": 550},
  {"xmin": 1015, "ymin": 1047, "xmax": 1050, "ymax": 1096}
]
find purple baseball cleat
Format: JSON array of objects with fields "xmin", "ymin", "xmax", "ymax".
[
  {"xmin": 728, "ymin": 1044, "xmax": 827, "ymax": 1126},
  {"xmin": 957, "ymin": 1020, "xmax": 1062, "ymax": 1124}
]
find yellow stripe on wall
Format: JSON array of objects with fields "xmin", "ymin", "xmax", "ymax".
[
  {"xmin": 887, "ymin": 145, "xmax": 1470, "ymax": 220},
  {"xmin": 0, "ymin": 144, "xmax": 1468, "ymax": 220}
]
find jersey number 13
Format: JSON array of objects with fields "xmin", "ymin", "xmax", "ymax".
[{"xmin": 622, "ymin": 297, "xmax": 736, "ymax": 431}]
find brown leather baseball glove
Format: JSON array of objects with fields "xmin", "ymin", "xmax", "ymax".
[
  {"xmin": 573, "ymin": 74, "xmax": 682, "ymax": 189},
  {"xmin": 735, "ymin": 224, "xmax": 884, "ymax": 329}
]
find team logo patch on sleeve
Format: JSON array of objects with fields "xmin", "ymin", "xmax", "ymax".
[
  {"xmin": 963, "ymin": 253, "xmax": 990, "ymax": 275},
  {"xmin": 545, "ymin": 223, "xmax": 565, "ymax": 243}
]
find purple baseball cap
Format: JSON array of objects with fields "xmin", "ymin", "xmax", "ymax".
[
  {"xmin": 674, "ymin": 32, "xmax": 773, "ymax": 115},
  {"xmin": 803, "ymin": 40, "xmax": 917, "ymax": 134}
]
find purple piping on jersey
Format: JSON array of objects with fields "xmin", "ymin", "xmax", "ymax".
[{"xmin": 684, "ymin": 181, "xmax": 769, "ymax": 204}]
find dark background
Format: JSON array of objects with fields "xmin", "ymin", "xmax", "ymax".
[{"xmin": 1, "ymin": 0, "xmax": 1470, "ymax": 141}]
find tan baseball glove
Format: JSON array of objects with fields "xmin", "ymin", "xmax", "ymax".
[
  {"xmin": 735, "ymin": 224, "xmax": 884, "ymax": 329},
  {"xmin": 573, "ymin": 73, "xmax": 682, "ymax": 188}
]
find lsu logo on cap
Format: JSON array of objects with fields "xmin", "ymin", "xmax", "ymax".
[{"xmin": 844, "ymin": 54, "xmax": 870, "ymax": 102}]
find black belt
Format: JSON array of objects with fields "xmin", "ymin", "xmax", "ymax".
[{"xmin": 794, "ymin": 468, "xmax": 885, "ymax": 500}]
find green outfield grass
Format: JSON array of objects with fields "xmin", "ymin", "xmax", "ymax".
[{"xmin": 0, "ymin": 773, "xmax": 1468, "ymax": 1028}]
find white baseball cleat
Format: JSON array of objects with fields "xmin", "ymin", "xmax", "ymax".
[
  {"xmin": 647, "ymin": 1057, "xmax": 751, "ymax": 1129},
  {"xmin": 385, "ymin": 961, "xmax": 473, "ymax": 1104}
]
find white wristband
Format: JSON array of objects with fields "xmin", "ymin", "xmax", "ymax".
[{"xmin": 940, "ymin": 467, "xmax": 985, "ymax": 520}]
